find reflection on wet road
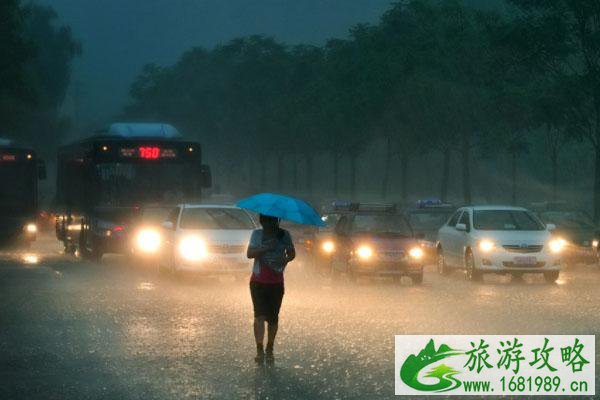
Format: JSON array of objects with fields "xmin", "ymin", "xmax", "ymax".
[{"xmin": 0, "ymin": 235, "xmax": 598, "ymax": 399}]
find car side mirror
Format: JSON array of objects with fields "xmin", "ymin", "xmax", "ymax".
[
  {"xmin": 546, "ymin": 223, "xmax": 556, "ymax": 231},
  {"xmin": 200, "ymin": 164, "xmax": 212, "ymax": 188},
  {"xmin": 38, "ymin": 160, "xmax": 47, "ymax": 180},
  {"xmin": 161, "ymin": 221, "xmax": 174, "ymax": 230},
  {"xmin": 455, "ymin": 223, "xmax": 467, "ymax": 232},
  {"xmin": 415, "ymin": 232, "xmax": 425, "ymax": 239}
]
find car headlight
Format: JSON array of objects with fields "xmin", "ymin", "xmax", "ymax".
[
  {"xmin": 593, "ymin": 239, "xmax": 599, "ymax": 248},
  {"xmin": 356, "ymin": 245, "xmax": 373, "ymax": 260},
  {"xmin": 322, "ymin": 240, "xmax": 335, "ymax": 254},
  {"xmin": 409, "ymin": 247, "xmax": 424, "ymax": 260},
  {"xmin": 135, "ymin": 228, "xmax": 161, "ymax": 253},
  {"xmin": 478, "ymin": 239, "xmax": 495, "ymax": 253},
  {"xmin": 178, "ymin": 236, "xmax": 208, "ymax": 261},
  {"xmin": 25, "ymin": 223, "xmax": 37, "ymax": 233},
  {"xmin": 549, "ymin": 238, "xmax": 567, "ymax": 254}
]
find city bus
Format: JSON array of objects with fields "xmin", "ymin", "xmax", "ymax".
[
  {"xmin": 0, "ymin": 139, "xmax": 46, "ymax": 245},
  {"xmin": 54, "ymin": 123, "xmax": 211, "ymax": 260}
]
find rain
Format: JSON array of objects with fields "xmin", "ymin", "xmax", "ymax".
[{"xmin": 1, "ymin": 1, "xmax": 600, "ymax": 399}]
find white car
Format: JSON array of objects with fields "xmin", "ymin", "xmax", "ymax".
[
  {"xmin": 436, "ymin": 206, "xmax": 564, "ymax": 282},
  {"xmin": 158, "ymin": 204, "xmax": 257, "ymax": 275}
]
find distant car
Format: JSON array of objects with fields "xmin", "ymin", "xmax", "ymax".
[
  {"xmin": 328, "ymin": 203, "xmax": 425, "ymax": 284},
  {"xmin": 158, "ymin": 204, "xmax": 257, "ymax": 276},
  {"xmin": 437, "ymin": 206, "xmax": 564, "ymax": 282},
  {"xmin": 534, "ymin": 208, "xmax": 599, "ymax": 265},
  {"xmin": 406, "ymin": 200, "xmax": 456, "ymax": 262}
]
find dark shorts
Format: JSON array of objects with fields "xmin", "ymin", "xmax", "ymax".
[{"xmin": 250, "ymin": 281, "xmax": 284, "ymax": 324}]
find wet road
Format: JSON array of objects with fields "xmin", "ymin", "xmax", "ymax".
[{"xmin": 1, "ymin": 234, "xmax": 599, "ymax": 399}]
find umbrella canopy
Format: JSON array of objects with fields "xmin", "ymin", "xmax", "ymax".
[{"xmin": 237, "ymin": 193, "xmax": 326, "ymax": 227}]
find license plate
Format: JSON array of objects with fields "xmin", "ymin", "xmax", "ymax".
[{"xmin": 514, "ymin": 256, "xmax": 537, "ymax": 265}]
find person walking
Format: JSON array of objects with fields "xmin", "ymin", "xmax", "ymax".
[{"xmin": 247, "ymin": 214, "xmax": 295, "ymax": 364}]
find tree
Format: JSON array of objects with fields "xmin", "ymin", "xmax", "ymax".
[{"xmin": 509, "ymin": 0, "xmax": 600, "ymax": 219}]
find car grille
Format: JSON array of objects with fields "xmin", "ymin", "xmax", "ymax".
[
  {"xmin": 502, "ymin": 244, "xmax": 543, "ymax": 253},
  {"xmin": 502, "ymin": 261, "xmax": 546, "ymax": 268},
  {"xmin": 210, "ymin": 245, "xmax": 245, "ymax": 254}
]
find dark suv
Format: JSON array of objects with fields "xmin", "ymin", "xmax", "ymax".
[{"xmin": 328, "ymin": 203, "xmax": 425, "ymax": 284}]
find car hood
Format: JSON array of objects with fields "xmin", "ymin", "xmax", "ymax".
[
  {"xmin": 177, "ymin": 229, "xmax": 254, "ymax": 246},
  {"xmin": 473, "ymin": 230, "xmax": 551, "ymax": 245},
  {"xmin": 350, "ymin": 234, "xmax": 416, "ymax": 249}
]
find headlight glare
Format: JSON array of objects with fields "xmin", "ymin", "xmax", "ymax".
[
  {"xmin": 356, "ymin": 245, "xmax": 373, "ymax": 260},
  {"xmin": 409, "ymin": 247, "xmax": 424, "ymax": 260},
  {"xmin": 178, "ymin": 236, "xmax": 208, "ymax": 261},
  {"xmin": 549, "ymin": 238, "xmax": 567, "ymax": 254},
  {"xmin": 25, "ymin": 223, "xmax": 37, "ymax": 233},
  {"xmin": 479, "ymin": 239, "xmax": 495, "ymax": 253},
  {"xmin": 322, "ymin": 240, "xmax": 335, "ymax": 254},
  {"xmin": 135, "ymin": 228, "xmax": 161, "ymax": 253}
]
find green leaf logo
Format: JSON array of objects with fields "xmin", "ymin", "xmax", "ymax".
[{"xmin": 400, "ymin": 339, "xmax": 464, "ymax": 392}]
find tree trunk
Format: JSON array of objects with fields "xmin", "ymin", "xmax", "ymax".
[
  {"xmin": 440, "ymin": 149, "xmax": 451, "ymax": 202},
  {"xmin": 277, "ymin": 154, "xmax": 284, "ymax": 192},
  {"xmin": 400, "ymin": 152, "xmax": 409, "ymax": 202},
  {"xmin": 550, "ymin": 148, "xmax": 558, "ymax": 202},
  {"xmin": 511, "ymin": 151, "xmax": 517, "ymax": 206},
  {"xmin": 381, "ymin": 136, "xmax": 392, "ymax": 199},
  {"xmin": 594, "ymin": 146, "xmax": 600, "ymax": 223},
  {"xmin": 461, "ymin": 132, "xmax": 472, "ymax": 204},
  {"xmin": 350, "ymin": 154, "xmax": 357, "ymax": 199},
  {"xmin": 260, "ymin": 154, "xmax": 267, "ymax": 191},
  {"xmin": 333, "ymin": 152, "xmax": 339, "ymax": 197},
  {"xmin": 305, "ymin": 153, "xmax": 313, "ymax": 198},
  {"xmin": 292, "ymin": 152, "xmax": 298, "ymax": 194},
  {"xmin": 248, "ymin": 156, "xmax": 255, "ymax": 192}
]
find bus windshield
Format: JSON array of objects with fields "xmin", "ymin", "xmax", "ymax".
[
  {"xmin": 94, "ymin": 163, "xmax": 198, "ymax": 207},
  {"xmin": 0, "ymin": 162, "xmax": 35, "ymax": 214}
]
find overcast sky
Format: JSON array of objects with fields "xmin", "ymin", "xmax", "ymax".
[{"xmin": 43, "ymin": 0, "xmax": 395, "ymax": 129}]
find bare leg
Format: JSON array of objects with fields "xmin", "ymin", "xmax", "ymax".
[
  {"xmin": 254, "ymin": 316, "xmax": 266, "ymax": 346},
  {"xmin": 254, "ymin": 317, "xmax": 266, "ymax": 363},
  {"xmin": 266, "ymin": 322, "xmax": 278, "ymax": 352}
]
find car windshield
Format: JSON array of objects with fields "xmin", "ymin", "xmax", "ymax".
[
  {"xmin": 351, "ymin": 214, "xmax": 412, "ymax": 236},
  {"xmin": 319, "ymin": 213, "xmax": 341, "ymax": 232},
  {"xmin": 141, "ymin": 207, "xmax": 172, "ymax": 224},
  {"xmin": 539, "ymin": 211, "xmax": 596, "ymax": 230},
  {"xmin": 408, "ymin": 211, "xmax": 453, "ymax": 231},
  {"xmin": 473, "ymin": 210, "xmax": 545, "ymax": 231},
  {"xmin": 180, "ymin": 208, "xmax": 254, "ymax": 230}
]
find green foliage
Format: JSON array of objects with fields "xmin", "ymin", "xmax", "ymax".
[
  {"xmin": 122, "ymin": 0, "xmax": 598, "ymax": 206},
  {"xmin": 0, "ymin": 1, "xmax": 80, "ymax": 153}
]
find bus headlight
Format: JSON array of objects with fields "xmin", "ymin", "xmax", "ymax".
[
  {"xmin": 322, "ymin": 240, "xmax": 335, "ymax": 254},
  {"xmin": 25, "ymin": 223, "xmax": 37, "ymax": 234},
  {"xmin": 356, "ymin": 245, "xmax": 373, "ymax": 260},
  {"xmin": 135, "ymin": 228, "xmax": 161, "ymax": 253},
  {"xmin": 549, "ymin": 238, "xmax": 567, "ymax": 254},
  {"xmin": 409, "ymin": 247, "xmax": 424, "ymax": 260},
  {"xmin": 479, "ymin": 239, "xmax": 495, "ymax": 253},
  {"xmin": 178, "ymin": 236, "xmax": 208, "ymax": 262}
]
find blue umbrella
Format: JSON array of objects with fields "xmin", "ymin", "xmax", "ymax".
[{"xmin": 237, "ymin": 193, "xmax": 326, "ymax": 227}]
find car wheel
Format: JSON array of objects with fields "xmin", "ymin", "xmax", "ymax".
[
  {"xmin": 543, "ymin": 271, "xmax": 559, "ymax": 283},
  {"xmin": 437, "ymin": 249, "xmax": 450, "ymax": 276},
  {"xmin": 79, "ymin": 231, "xmax": 102, "ymax": 262},
  {"xmin": 465, "ymin": 251, "xmax": 482, "ymax": 282},
  {"xmin": 411, "ymin": 272, "xmax": 424, "ymax": 285}
]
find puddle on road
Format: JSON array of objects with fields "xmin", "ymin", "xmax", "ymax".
[
  {"xmin": 21, "ymin": 253, "xmax": 39, "ymax": 265},
  {"xmin": 137, "ymin": 282, "xmax": 156, "ymax": 291}
]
